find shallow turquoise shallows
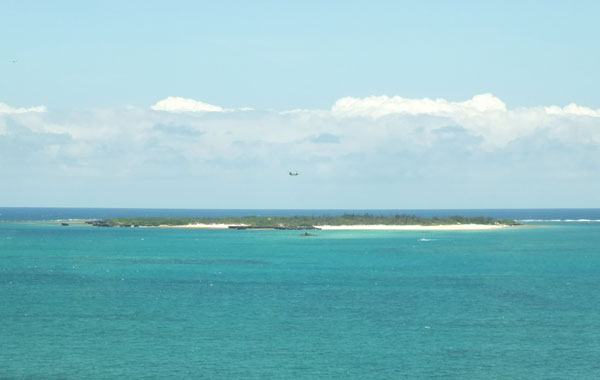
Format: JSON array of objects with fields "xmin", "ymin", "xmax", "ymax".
[{"xmin": 1, "ymin": 222, "xmax": 600, "ymax": 379}]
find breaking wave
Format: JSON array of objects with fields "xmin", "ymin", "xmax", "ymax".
[{"xmin": 520, "ymin": 219, "xmax": 600, "ymax": 223}]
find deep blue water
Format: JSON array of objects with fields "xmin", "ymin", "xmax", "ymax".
[{"xmin": 1, "ymin": 209, "xmax": 600, "ymax": 378}]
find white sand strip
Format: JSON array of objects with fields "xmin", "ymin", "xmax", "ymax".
[
  {"xmin": 160, "ymin": 223, "xmax": 238, "ymax": 229},
  {"xmin": 157, "ymin": 223, "xmax": 509, "ymax": 231},
  {"xmin": 314, "ymin": 224, "xmax": 508, "ymax": 231}
]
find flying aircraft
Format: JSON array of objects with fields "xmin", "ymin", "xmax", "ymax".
[{"xmin": 288, "ymin": 172, "xmax": 299, "ymax": 176}]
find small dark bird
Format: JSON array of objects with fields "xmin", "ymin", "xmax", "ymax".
[{"xmin": 289, "ymin": 172, "xmax": 299, "ymax": 176}]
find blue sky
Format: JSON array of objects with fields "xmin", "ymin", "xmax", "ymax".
[{"xmin": 2, "ymin": 1, "xmax": 600, "ymax": 208}]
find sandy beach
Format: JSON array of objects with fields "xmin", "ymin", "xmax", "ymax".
[
  {"xmin": 160, "ymin": 223, "xmax": 510, "ymax": 231},
  {"xmin": 160, "ymin": 223, "xmax": 239, "ymax": 229},
  {"xmin": 313, "ymin": 224, "xmax": 508, "ymax": 231}
]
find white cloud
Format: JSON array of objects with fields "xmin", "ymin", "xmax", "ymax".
[
  {"xmin": 0, "ymin": 102, "xmax": 46, "ymax": 114},
  {"xmin": 5, "ymin": 94, "xmax": 599, "ymax": 159},
  {"xmin": 544, "ymin": 103, "xmax": 600, "ymax": 117},
  {"xmin": 326, "ymin": 93, "xmax": 600, "ymax": 149},
  {"xmin": 150, "ymin": 97, "xmax": 255, "ymax": 113},
  {"xmin": 151, "ymin": 97, "xmax": 228, "ymax": 113},
  {"xmin": 331, "ymin": 93, "xmax": 600, "ymax": 122},
  {"xmin": 331, "ymin": 93, "xmax": 507, "ymax": 118},
  {"xmin": 2, "ymin": 93, "xmax": 600, "ymax": 207}
]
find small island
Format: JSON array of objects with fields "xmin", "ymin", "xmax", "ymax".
[{"xmin": 85, "ymin": 214, "xmax": 519, "ymax": 231}]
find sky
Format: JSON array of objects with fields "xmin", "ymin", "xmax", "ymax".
[{"xmin": 1, "ymin": 0, "xmax": 599, "ymax": 208}]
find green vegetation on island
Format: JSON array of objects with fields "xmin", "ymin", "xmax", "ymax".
[{"xmin": 86, "ymin": 214, "xmax": 518, "ymax": 229}]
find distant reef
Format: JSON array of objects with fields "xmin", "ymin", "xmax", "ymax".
[{"xmin": 86, "ymin": 214, "xmax": 519, "ymax": 230}]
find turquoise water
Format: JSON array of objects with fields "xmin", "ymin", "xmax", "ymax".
[{"xmin": 1, "ymin": 221, "xmax": 600, "ymax": 379}]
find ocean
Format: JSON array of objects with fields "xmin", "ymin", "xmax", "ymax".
[{"xmin": 1, "ymin": 208, "xmax": 600, "ymax": 379}]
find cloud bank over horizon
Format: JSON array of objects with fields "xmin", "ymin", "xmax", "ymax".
[{"xmin": 2, "ymin": 94, "xmax": 599, "ymax": 208}]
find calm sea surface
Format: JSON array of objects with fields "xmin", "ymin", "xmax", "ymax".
[{"xmin": 1, "ymin": 209, "xmax": 600, "ymax": 379}]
